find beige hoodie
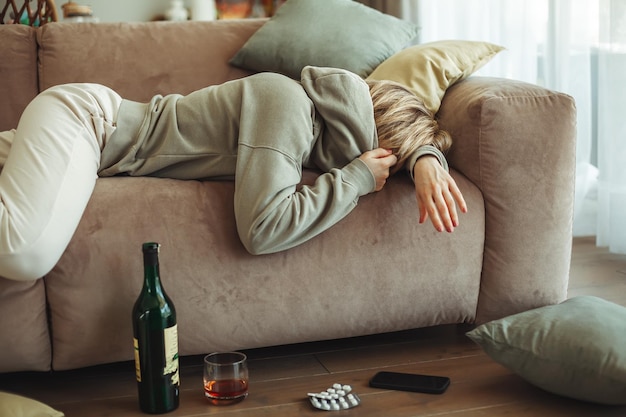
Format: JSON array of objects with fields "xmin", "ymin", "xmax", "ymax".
[{"xmin": 101, "ymin": 66, "xmax": 445, "ymax": 254}]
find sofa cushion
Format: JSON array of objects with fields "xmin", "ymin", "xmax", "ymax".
[
  {"xmin": 0, "ymin": 25, "xmax": 38, "ymax": 131},
  {"xmin": 0, "ymin": 279, "xmax": 52, "ymax": 372},
  {"xmin": 37, "ymin": 19, "xmax": 264, "ymax": 101},
  {"xmin": 229, "ymin": 0, "xmax": 418, "ymax": 79},
  {"xmin": 46, "ymin": 172, "xmax": 485, "ymax": 370},
  {"xmin": 367, "ymin": 40, "xmax": 504, "ymax": 114},
  {"xmin": 0, "ymin": 392, "xmax": 63, "ymax": 417},
  {"xmin": 467, "ymin": 296, "xmax": 626, "ymax": 405}
]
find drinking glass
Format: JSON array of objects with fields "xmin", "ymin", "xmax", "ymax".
[{"xmin": 203, "ymin": 352, "xmax": 248, "ymax": 405}]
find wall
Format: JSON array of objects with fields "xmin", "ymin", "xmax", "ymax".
[{"xmin": 59, "ymin": 0, "xmax": 174, "ymax": 22}]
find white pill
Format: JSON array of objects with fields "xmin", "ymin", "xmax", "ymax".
[
  {"xmin": 339, "ymin": 397, "xmax": 349, "ymax": 409},
  {"xmin": 336, "ymin": 389, "xmax": 345, "ymax": 396},
  {"xmin": 333, "ymin": 383, "xmax": 342, "ymax": 390},
  {"xmin": 342, "ymin": 385, "xmax": 352, "ymax": 393}
]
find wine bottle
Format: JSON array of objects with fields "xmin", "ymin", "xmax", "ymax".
[{"xmin": 132, "ymin": 242, "xmax": 180, "ymax": 414}]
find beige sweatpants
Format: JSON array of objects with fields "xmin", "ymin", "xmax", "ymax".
[{"xmin": 0, "ymin": 84, "xmax": 121, "ymax": 281}]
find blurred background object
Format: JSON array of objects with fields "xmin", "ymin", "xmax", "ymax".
[{"xmin": 0, "ymin": 0, "xmax": 58, "ymax": 26}]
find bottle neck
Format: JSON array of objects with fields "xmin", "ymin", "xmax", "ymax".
[{"xmin": 143, "ymin": 250, "xmax": 163, "ymax": 295}]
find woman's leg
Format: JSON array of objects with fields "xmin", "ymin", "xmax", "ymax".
[{"xmin": 0, "ymin": 84, "xmax": 121, "ymax": 281}]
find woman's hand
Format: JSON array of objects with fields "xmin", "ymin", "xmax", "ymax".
[
  {"xmin": 413, "ymin": 156, "xmax": 467, "ymax": 232},
  {"xmin": 359, "ymin": 148, "xmax": 397, "ymax": 192}
]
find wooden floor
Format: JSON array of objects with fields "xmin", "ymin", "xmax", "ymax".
[{"xmin": 2, "ymin": 236, "xmax": 625, "ymax": 416}]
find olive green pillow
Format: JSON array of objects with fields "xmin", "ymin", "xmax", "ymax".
[
  {"xmin": 467, "ymin": 296, "xmax": 626, "ymax": 405},
  {"xmin": 229, "ymin": 0, "xmax": 418, "ymax": 79},
  {"xmin": 367, "ymin": 40, "xmax": 504, "ymax": 114},
  {"xmin": 0, "ymin": 392, "xmax": 64, "ymax": 417}
]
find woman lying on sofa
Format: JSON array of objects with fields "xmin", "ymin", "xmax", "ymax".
[{"xmin": 0, "ymin": 66, "xmax": 466, "ymax": 282}]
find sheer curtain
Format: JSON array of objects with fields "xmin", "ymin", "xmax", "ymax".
[
  {"xmin": 596, "ymin": 0, "xmax": 626, "ymax": 252},
  {"xmin": 364, "ymin": 0, "xmax": 626, "ymax": 254}
]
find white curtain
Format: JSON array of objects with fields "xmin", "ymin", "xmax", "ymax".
[
  {"xmin": 369, "ymin": 0, "xmax": 626, "ymax": 254},
  {"xmin": 596, "ymin": 0, "xmax": 626, "ymax": 252}
]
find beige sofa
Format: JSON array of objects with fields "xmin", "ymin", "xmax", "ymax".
[{"xmin": 0, "ymin": 19, "xmax": 576, "ymax": 373}]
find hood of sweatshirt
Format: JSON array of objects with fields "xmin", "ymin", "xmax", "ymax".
[{"xmin": 300, "ymin": 66, "xmax": 378, "ymax": 172}]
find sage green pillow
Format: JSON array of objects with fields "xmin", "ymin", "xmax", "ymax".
[
  {"xmin": 229, "ymin": 0, "xmax": 418, "ymax": 79},
  {"xmin": 367, "ymin": 40, "xmax": 504, "ymax": 113},
  {"xmin": 0, "ymin": 392, "xmax": 64, "ymax": 417},
  {"xmin": 466, "ymin": 296, "xmax": 626, "ymax": 405}
]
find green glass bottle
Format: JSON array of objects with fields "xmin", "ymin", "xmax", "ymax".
[{"xmin": 132, "ymin": 242, "xmax": 180, "ymax": 414}]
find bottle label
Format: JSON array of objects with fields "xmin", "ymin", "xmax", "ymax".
[
  {"xmin": 134, "ymin": 338, "xmax": 141, "ymax": 382},
  {"xmin": 133, "ymin": 325, "xmax": 179, "ymax": 386},
  {"xmin": 164, "ymin": 324, "xmax": 180, "ymax": 386}
]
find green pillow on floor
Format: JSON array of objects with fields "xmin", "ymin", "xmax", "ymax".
[{"xmin": 467, "ymin": 296, "xmax": 626, "ymax": 405}]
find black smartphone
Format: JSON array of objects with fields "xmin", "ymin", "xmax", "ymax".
[{"xmin": 369, "ymin": 371, "xmax": 450, "ymax": 394}]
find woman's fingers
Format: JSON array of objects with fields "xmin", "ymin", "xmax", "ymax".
[{"xmin": 413, "ymin": 156, "xmax": 467, "ymax": 233}]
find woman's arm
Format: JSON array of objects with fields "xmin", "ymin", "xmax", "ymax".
[
  {"xmin": 234, "ymin": 144, "xmax": 380, "ymax": 255},
  {"xmin": 233, "ymin": 66, "xmax": 394, "ymax": 255}
]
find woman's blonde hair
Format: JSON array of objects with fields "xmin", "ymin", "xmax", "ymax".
[{"xmin": 366, "ymin": 79, "xmax": 452, "ymax": 174}]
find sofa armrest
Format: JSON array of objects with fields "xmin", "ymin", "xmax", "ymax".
[{"xmin": 438, "ymin": 77, "xmax": 577, "ymax": 323}]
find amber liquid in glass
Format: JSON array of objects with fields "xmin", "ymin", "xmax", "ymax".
[{"xmin": 204, "ymin": 378, "xmax": 248, "ymax": 405}]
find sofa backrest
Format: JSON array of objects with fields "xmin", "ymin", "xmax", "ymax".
[
  {"xmin": 36, "ymin": 19, "xmax": 264, "ymax": 102},
  {"xmin": 1, "ymin": 19, "xmax": 264, "ymax": 131},
  {"xmin": 0, "ymin": 25, "xmax": 38, "ymax": 131}
]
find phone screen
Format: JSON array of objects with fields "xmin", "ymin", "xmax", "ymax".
[{"xmin": 369, "ymin": 371, "xmax": 450, "ymax": 394}]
